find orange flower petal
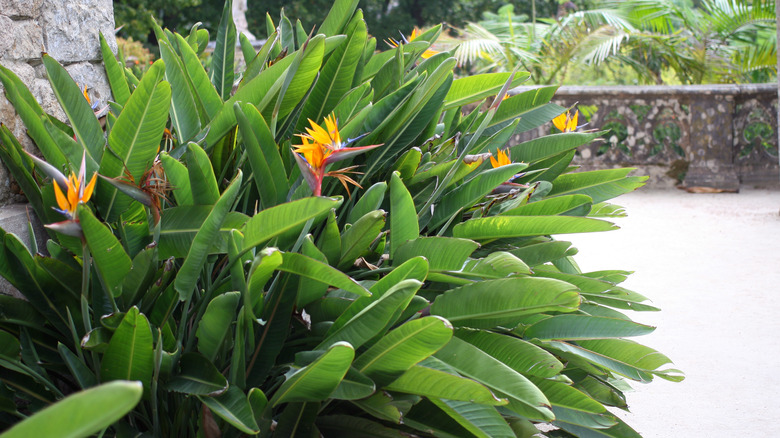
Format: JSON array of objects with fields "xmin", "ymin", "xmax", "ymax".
[{"xmin": 53, "ymin": 181, "xmax": 70, "ymax": 212}]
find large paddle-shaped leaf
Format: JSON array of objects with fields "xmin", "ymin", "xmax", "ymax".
[
  {"xmin": 42, "ymin": 55, "xmax": 105, "ymax": 163},
  {"xmin": 0, "ymin": 381, "xmax": 142, "ymax": 438},
  {"xmin": 547, "ymin": 168, "xmax": 648, "ymax": 204},
  {"xmin": 174, "ymin": 170, "xmax": 243, "ymax": 301},
  {"xmin": 353, "ymin": 316, "xmax": 453, "ymax": 386},
  {"xmin": 386, "ymin": 364, "xmax": 505, "ymax": 405},
  {"xmin": 198, "ymin": 386, "xmax": 259, "ymax": 434},
  {"xmin": 100, "ymin": 307, "xmax": 154, "ymax": 390},
  {"xmin": 211, "ymin": 0, "xmax": 236, "ymax": 100},
  {"xmin": 196, "ymin": 292, "xmax": 240, "ymax": 361},
  {"xmin": 443, "ymin": 72, "xmax": 530, "ymax": 110},
  {"xmin": 298, "ymin": 10, "xmax": 366, "ymax": 126},
  {"xmin": 97, "ymin": 59, "xmax": 171, "ymax": 221},
  {"xmin": 234, "ymin": 102, "xmax": 288, "ymax": 208},
  {"xmin": 430, "ymin": 277, "xmax": 580, "ymax": 328},
  {"xmin": 278, "ymin": 252, "xmax": 370, "ymax": 298},
  {"xmin": 270, "ymin": 342, "xmax": 354, "ymax": 406},
  {"xmin": 77, "ymin": 205, "xmax": 132, "ymax": 297},
  {"xmin": 389, "ymin": 172, "xmax": 418, "ymax": 260},
  {"xmin": 453, "ymin": 216, "xmax": 619, "ymax": 241},
  {"xmin": 318, "ymin": 279, "xmax": 422, "ymax": 350},
  {"xmin": 167, "ymin": 352, "xmax": 228, "ymax": 396},
  {"xmin": 241, "ymin": 196, "xmax": 341, "ymax": 252},
  {"xmin": 433, "ymin": 336, "xmax": 554, "ymax": 421}
]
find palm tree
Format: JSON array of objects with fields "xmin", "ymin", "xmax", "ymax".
[{"xmin": 448, "ymin": 0, "xmax": 776, "ymax": 85}]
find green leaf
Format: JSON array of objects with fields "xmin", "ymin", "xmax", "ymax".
[
  {"xmin": 453, "ymin": 216, "xmax": 619, "ymax": 241},
  {"xmin": 318, "ymin": 279, "xmax": 421, "ymax": 350},
  {"xmin": 429, "ymin": 163, "xmax": 525, "ymax": 230},
  {"xmin": 547, "ymin": 168, "xmax": 648, "ymax": 204},
  {"xmin": 501, "ymin": 194, "xmax": 594, "ymax": 217},
  {"xmin": 199, "ymin": 386, "xmax": 259, "ymax": 434},
  {"xmin": 530, "ymin": 377, "xmax": 606, "ymax": 414},
  {"xmin": 196, "ymin": 292, "xmax": 240, "ymax": 361},
  {"xmin": 158, "ymin": 207, "xmax": 248, "ymax": 259},
  {"xmin": 299, "ymin": 10, "xmax": 366, "ymax": 125},
  {"xmin": 353, "ymin": 316, "xmax": 453, "ymax": 386},
  {"xmin": 98, "ymin": 59, "xmax": 171, "ymax": 221},
  {"xmin": 434, "ymin": 336, "xmax": 553, "ymax": 421},
  {"xmin": 430, "ymin": 398, "xmax": 515, "ymax": 438},
  {"xmin": 544, "ymin": 339, "xmax": 684, "ymax": 383},
  {"xmin": 0, "ymin": 381, "xmax": 142, "ymax": 438},
  {"xmin": 271, "ymin": 341, "xmax": 354, "ymax": 405},
  {"xmin": 394, "ymin": 237, "xmax": 479, "ymax": 270},
  {"xmin": 454, "ymin": 329, "xmax": 564, "ymax": 378},
  {"xmin": 388, "ymin": 172, "xmax": 418, "ymax": 260},
  {"xmin": 328, "ymin": 257, "xmax": 429, "ymax": 334},
  {"xmin": 167, "ymin": 352, "xmax": 229, "ymax": 395},
  {"xmin": 159, "ymin": 152, "xmax": 193, "ymax": 205},
  {"xmin": 234, "ymin": 102, "xmax": 288, "ymax": 208},
  {"xmin": 77, "ymin": 205, "xmax": 132, "ymax": 297},
  {"xmin": 42, "ymin": 54, "xmax": 105, "ymax": 163},
  {"xmin": 56, "ymin": 344, "xmax": 97, "ymax": 390},
  {"xmin": 100, "ymin": 307, "xmax": 154, "ymax": 390},
  {"xmin": 99, "ymin": 33, "xmax": 130, "ymax": 106},
  {"xmin": 242, "ymin": 196, "xmax": 341, "ymax": 251},
  {"xmin": 330, "ymin": 367, "xmax": 376, "ymax": 400},
  {"xmin": 338, "ymin": 210, "xmax": 385, "ymax": 270},
  {"xmin": 175, "ymin": 170, "xmax": 243, "ymax": 301},
  {"xmin": 186, "ymin": 143, "xmax": 220, "ymax": 205},
  {"xmin": 430, "ymin": 277, "xmax": 580, "ymax": 327},
  {"xmin": 211, "ymin": 0, "xmax": 236, "ymax": 100},
  {"xmin": 348, "ymin": 181, "xmax": 387, "ymax": 225},
  {"xmin": 158, "ymin": 39, "xmax": 201, "ymax": 143},
  {"xmin": 509, "ymin": 132, "xmax": 602, "ymax": 163},
  {"xmin": 279, "ymin": 252, "xmax": 370, "ymax": 297},
  {"xmin": 523, "ymin": 315, "xmax": 655, "ymax": 340},
  {"xmin": 175, "ymin": 33, "xmax": 223, "ymax": 120},
  {"xmin": 444, "ymin": 72, "xmax": 529, "ymax": 110},
  {"xmin": 319, "ymin": 0, "xmax": 360, "ymax": 37},
  {"xmin": 387, "ymin": 365, "xmax": 505, "ymax": 405}
]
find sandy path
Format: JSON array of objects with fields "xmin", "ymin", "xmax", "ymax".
[{"xmin": 565, "ymin": 187, "xmax": 780, "ymax": 437}]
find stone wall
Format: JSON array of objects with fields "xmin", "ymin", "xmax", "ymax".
[
  {"xmin": 0, "ymin": 0, "xmax": 117, "ymax": 205},
  {"xmin": 511, "ymin": 84, "xmax": 779, "ymax": 190}
]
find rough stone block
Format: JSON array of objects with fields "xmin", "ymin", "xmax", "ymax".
[
  {"xmin": 41, "ymin": 0, "xmax": 116, "ymax": 62},
  {"xmin": 65, "ymin": 61, "xmax": 111, "ymax": 108},
  {"xmin": 0, "ymin": 16, "xmax": 44, "ymax": 61},
  {"xmin": 0, "ymin": 0, "xmax": 44, "ymax": 18}
]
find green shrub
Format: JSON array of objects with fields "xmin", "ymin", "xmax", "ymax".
[{"xmin": 0, "ymin": 1, "xmax": 681, "ymax": 436}]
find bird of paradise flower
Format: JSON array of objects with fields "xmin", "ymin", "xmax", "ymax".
[
  {"xmin": 386, "ymin": 28, "xmax": 439, "ymax": 59},
  {"xmin": 293, "ymin": 114, "xmax": 381, "ymax": 197},
  {"xmin": 553, "ymin": 110, "xmax": 581, "ymax": 132}
]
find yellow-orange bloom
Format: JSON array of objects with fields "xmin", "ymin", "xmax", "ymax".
[
  {"xmin": 553, "ymin": 110, "xmax": 579, "ymax": 132},
  {"xmin": 301, "ymin": 114, "xmax": 342, "ymax": 150},
  {"xmin": 293, "ymin": 137, "xmax": 331, "ymax": 171},
  {"xmin": 386, "ymin": 28, "xmax": 438, "ymax": 59},
  {"xmin": 490, "ymin": 149, "xmax": 512, "ymax": 168},
  {"xmin": 53, "ymin": 164, "xmax": 97, "ymax": 219}
]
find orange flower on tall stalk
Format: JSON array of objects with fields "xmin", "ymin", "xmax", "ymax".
[
  {"xmin": 53, "ymin": 157, "xmax": 97, "ymax": 219},
  {"xmin": 23, "ymin": 150, "xmax": 97, "ymax": 237},
  {"xmin": 386, "ymin": 28, "xmax": 438, "ymax": 59},
  {"xmin": 490, "ymin": 149, "xmax": 512, "ymax": 168},
  {"xmin": 553, "ymin": 110, "xmax": 580, "ymax": 132},
  {"xmin": 293, "ymin": 114, "xmax": 381, "ymax": 196}
]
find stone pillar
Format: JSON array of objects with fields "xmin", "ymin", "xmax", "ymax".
[
  {"xmin": 0, "ymin": 0, "xmax": 117, "ymax": 205},
  {"xmin": 682, "ymin": 94, "xmax": 741, "ymax": 191}
]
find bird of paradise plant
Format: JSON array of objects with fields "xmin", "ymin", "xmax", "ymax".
[{"xmin": 293, "ymin": 114, "xmax": 380, "ymax": 196}]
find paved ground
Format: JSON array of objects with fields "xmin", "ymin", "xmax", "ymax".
[{"xmin": 566, "ymin": 187, "xmax": 780, "ymax": 437}]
